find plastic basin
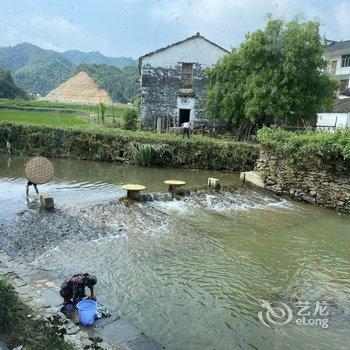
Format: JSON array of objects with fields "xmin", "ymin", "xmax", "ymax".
[{"xmin": 76, "ymin": 300, "xmax": 97, "ymax": 326}]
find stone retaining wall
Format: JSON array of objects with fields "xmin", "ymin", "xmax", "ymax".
[{"xmin": 256, "ymin": 149, "xmax": 350, "ymax": 213}]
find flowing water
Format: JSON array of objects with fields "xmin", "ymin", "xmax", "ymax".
[{"xmin": 1, "ymin": 156, "xmax": 350, "ymax": 350}]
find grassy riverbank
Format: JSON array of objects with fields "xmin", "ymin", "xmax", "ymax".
[
  {"xmin": 0, "ymin": 109, "xmax": 87, "ymax": 127},
  {"xmin": 0, "ymin": 98, "xmax": 126, "ymax": 115},
  {"xmin": 0, "ymin": 279, "xmax": 74, "ymax": 350},
  {"xmin": 0, "ymin": 122, "xmax": 259, "ymax": 171}
]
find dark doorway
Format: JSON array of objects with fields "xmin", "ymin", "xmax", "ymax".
[{"xmin": 179, "ymin": 109, "xmax": 190, "ymax": 125}]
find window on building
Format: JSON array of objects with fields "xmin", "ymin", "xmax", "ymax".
[
  {"xmin": 341, "ymin": 55, "xmax": 350, "ymax": 67},
  {"xmin": 331, "ymin": 60, "xmax": 337, "ymax": 69},
  {"xmin": 181, "ymin": 63, "xmax": 193, "ymax": 88}
]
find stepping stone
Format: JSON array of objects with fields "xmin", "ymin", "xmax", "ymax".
[
  {"xmin": 40, "ymin": 194, "xmax": 54, "ymax": 210},
  {"xmin": 164, "ymin": 180, "xmax": 186, "ymax": 194},
  {"xmin": 208, "ymin": 177, "xmax": 221, "ymax": 189},
  {"xmin": 122, "ymin": 184, "xmax": 146, "ymax": 200}
]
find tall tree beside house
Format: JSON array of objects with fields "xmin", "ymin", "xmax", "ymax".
[
  {"xmin": 0, "ymin": 67, "xmax": 28, "ymax": 99},
  {"xmin": 206, "ymin": 16, "xmax": 337, "ymax": 138}
]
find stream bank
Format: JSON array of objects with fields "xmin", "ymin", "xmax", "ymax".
[
  {"xmin": 1, "ymin": 157, "xmax": 350, "ymax": 350},
  {"xmin": 0, "ymin": 122, "xmax": 259, "ymax": 171}
]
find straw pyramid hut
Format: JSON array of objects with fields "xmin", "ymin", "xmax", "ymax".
[{"xmin": 41, "ymin": 71, "xmax": 114, "ymax": 106}]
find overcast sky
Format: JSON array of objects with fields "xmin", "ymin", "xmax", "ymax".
[{"xmin": 1, "ymin": 0, "xmax": 350, "ymax": 58}]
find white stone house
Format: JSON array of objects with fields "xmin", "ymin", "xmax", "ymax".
[
  {"xmin": 325, "ymin": 39, "xmax": 350, "ymax": 97},
  {"xmin": 139, "ymin": 33, "xmax": 228, "ymax": 130}
]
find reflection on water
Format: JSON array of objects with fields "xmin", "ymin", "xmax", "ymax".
[{"xmin": 1, "ymin": 156, "xmax": 350, "ymax": 350}]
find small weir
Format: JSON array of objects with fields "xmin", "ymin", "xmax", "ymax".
[{"xmin": 1, "ymin": 156, "xmax": 350, "ymax": 350}]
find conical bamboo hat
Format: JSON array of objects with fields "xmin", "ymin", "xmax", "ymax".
[{"xmin": 24, "ymin": 157, "xmax": 54, "ymax": 185}]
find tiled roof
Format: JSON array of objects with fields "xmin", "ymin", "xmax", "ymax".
[
  {"xmin": 326, "ymin": 40, "xmax": 350, "ymax": 53},
  {"xmin": 139, "ymin": 33, "xmax": 229, "ymax": 66}
]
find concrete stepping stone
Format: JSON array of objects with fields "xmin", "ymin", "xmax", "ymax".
[{"xmin": 122, "ymin": 184, "xmax": 146, "ymax": 200}]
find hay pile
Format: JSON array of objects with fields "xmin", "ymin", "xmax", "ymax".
[{"xmin": 41, "ymin": 71, "xmax": 114, "ymax": 106}]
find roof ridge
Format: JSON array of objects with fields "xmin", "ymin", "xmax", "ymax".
[{"xmin": 139, "ymin": 33, "xmax": 229, "ymax": 65}]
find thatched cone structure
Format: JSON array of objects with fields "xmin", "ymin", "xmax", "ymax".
[{"xmin": 41, "ymin": 71, "xmax": 114, "ymax": 106}]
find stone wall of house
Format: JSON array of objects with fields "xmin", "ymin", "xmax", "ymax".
[
  {"xmin": 139, "ymin": 35, "xmax": 228, "ymax": 128},
  {"xmin": 256, "ymin": 149, "xmax": 350, "ymax": 212},
  {"xmin": 140, "ymin": 63, "xmax": 208, "ymax": 127}
]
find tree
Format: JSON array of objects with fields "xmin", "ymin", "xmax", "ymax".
[
  {"xmin": 205, "ymin": 16, "xmax": 338, "ymax": 138},
  {"xmin": 123, "ymin": 108, "xmax": 139, "ymax": 130},
  {"xmin": 0, "ymin": 67, "xmax": 28, "ymax": 99},
  {"xmin": 98, "ymin": 102, "xmax": 106, "ymax": 123}
]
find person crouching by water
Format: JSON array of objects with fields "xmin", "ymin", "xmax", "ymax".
[
  {"xmin": 26, "ymin": 181, "xmax": 39, "ymax": 197},
  {"xmin": 181, "ymin": 121, "xmax": 191, "ymax": 138},
  {"xmin": 60, "ymin": 273, "xmax": 97, "ymax": 317}
]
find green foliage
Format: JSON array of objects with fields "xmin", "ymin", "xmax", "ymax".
[
  {"xmin": 0, "ymin": 98, "xmax": 125, "ymax": 116},
  {"xmin": 0, "ymin": 42, "xmax": 48, "ymax": 71},
  {"xmin": 0, "ymin": 279, "xmax": 20, "ymax": 331},
  {"xmin": 0, "ymin": 122, "xmax": 259, "ymax": 171},
  {"xmin": 123, "ymin": 108, "xmax": 139, "ymax": 130},
  {"xmin": 257, "ymin": 127, "xmax": 350, "ymax": 168},
  {"xmin": 98, "ymin": 102, "xmax": 107, "ymax": 123},
  {"xmin": 131, "ymin": 143, "xmax": 153, "ymax": 166},
  {"xmin": 0, "ymin": 42, "xmax": 136, "ymax": 99},
  {"xmin": 0, "ymin": 68, "xmax": 28, "ymax": 99},
  {"xmin": 13, "ymin": 53, "xmax": 75, "ymax": 96},
  {"xmin": 130, "ymin": 143, "xmax": 173, "ymax": 167},
  {"xmin": 0, "ymin": 279, "xmax": 75, "ymax": 349},
  {"xmin": 0, "ymin": 109, "xmax": 87, "ymax": 127},
  {"xmin": 206, "ymin": 16, "xmax": 338, "ymax": 132},
  {"xmin": 76, "ymin": 64, "xmax": 139, "ymax": 103}
]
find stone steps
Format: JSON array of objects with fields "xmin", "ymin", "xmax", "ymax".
[{"xmin": 0, "ymin": 252, "xmax": 165, "ymax": 350}]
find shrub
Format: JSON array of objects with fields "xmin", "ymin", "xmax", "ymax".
[
  {"xmin": 0, "ymin": 279, "xmax": 74, "ymax": 349},
  {"xmin": 123, "ymin": 108, "xmax": 139, "ymax": 130},
  {"xmin": 257, "ymin": 126, "xmax": 350, "ymax": 168},
  {"xmin": 0, "ymin": 122, "xmax": 259, "ymax": 171}
]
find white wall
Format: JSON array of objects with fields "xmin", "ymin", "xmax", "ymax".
[
  {"xmin": 326, "ymin": 53, "xmax": 350, "ymax": 80},
  {"xmin": 141, "ymin": 37, "xmax": 227, "ymax": 70},
  {"xmin": 317, "ymin": 113, "xmax": 350, "ymax": 128}
]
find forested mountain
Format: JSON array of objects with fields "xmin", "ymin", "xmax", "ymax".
[
  {"xmin": 13, "ymin": 53, "xmax": 75, "ymax": 95},
  {"xmin": 63, "ymin": 50, "xmax": 136, "ymax": 68},
  {"xmin": 0, "ymin": 43, "xmax": 138, "ymax": 101},
  {"xmin": 0, "ymin": 68, "xmax": 28, "ymax": 99},
  {"xmin": 76, "ymin": 64, "xmax": 139, "ymax": 103},
  {"xmin": 0, "ymin": 42, "xmax": 59, "ymax": 71}
]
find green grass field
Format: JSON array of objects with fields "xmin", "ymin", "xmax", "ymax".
[
  {"xmin": 0, "ymin": 98, "xmax": 126, "ymax": 117},
  {"xmin": 0, "ymin": 109, "xmax": 87, "ymax": 127}
]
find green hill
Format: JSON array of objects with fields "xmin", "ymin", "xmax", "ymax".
[
  {"xmin": 13, "ymin": 53, "xmax": 75, "ymax": 96},
  {"xmin": 62, "ymin": 50, "xmax": 136, "ymax": 68},
  {"xmin": 0, "ymin": 42, "xmax": 53, "ymax": 71},
  {"xmin": 0, "ymin": 43, "xmax": 138, "ymax": 102},
  {"xmin": 0, "ymin": 68, "xmax": 28, "ymax": 99}
]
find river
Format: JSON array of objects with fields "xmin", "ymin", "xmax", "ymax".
[{"xmin": 0, "ymin": 156, "xmax": 349, "ymax": 350}]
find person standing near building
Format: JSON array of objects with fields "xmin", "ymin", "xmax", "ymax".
[{"xmin": 181, "ymin": 121, "xmax": 191, "ymax": 138}]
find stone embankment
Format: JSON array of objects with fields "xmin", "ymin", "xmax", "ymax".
[
  {"xmin": 256, "ymin": 149, "xmax": 350, "ymax": 213},
  {"xmin": 0, "ymin": 252, "xmax": 164, "ymax": 350}
]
